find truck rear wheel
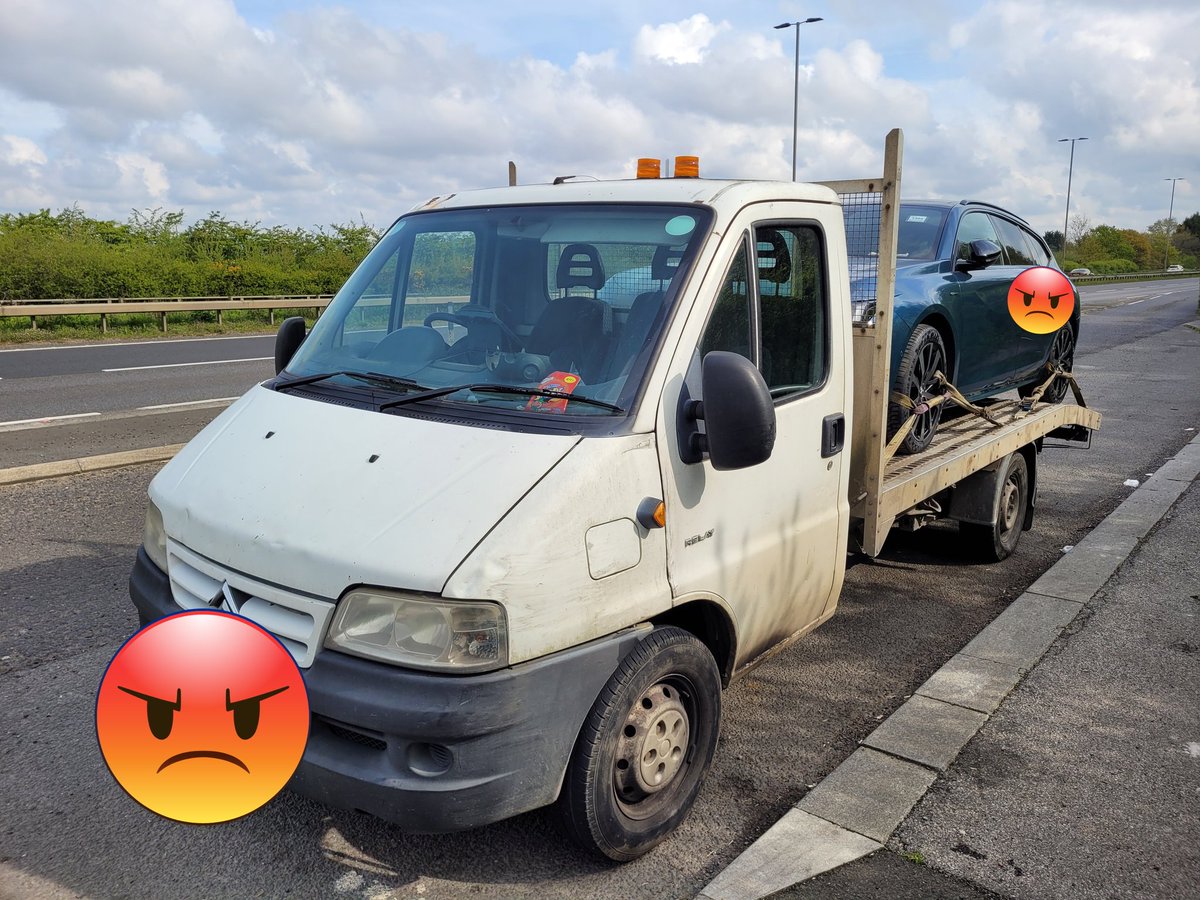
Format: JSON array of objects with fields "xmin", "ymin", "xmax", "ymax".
[
  {"xmin": 961, "ymin": 452, "xmax": 1029, "ymax": 561},
  {"xmin": 557, "ymin": 626, "xmax": 721, "ymax": 861}
]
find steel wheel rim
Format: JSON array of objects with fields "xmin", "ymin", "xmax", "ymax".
[
  {"xmin": 612, "ymin": 677, "xmax": 695, "ymax": 820},
  {"xmin": 999, "ymin": 472, "xmax": 1021, "ymax": 538}
]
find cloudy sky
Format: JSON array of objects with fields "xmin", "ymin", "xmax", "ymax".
[{"xmin": 0, "ymin": 0, "xmax": 1196, "ymax": 236}]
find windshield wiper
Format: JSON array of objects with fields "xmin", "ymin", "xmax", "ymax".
[
  {"xmin": 379, "ymin": 382, "xmax": 624, "ymax": 413},
  {"xmin": 275, "ymin": 371, "xmax": 428, "ymax": 393}
]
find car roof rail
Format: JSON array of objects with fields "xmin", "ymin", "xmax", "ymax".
[{"xmin": 958, "ymin": 199, "xmax": 1032, "ymax": 226}]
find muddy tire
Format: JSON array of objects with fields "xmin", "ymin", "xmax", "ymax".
[
  {"xmin": 961, "ymin": 452, "xmax": 1029, "ymax": 561},
  {"xmin": 557, "ymin": 626, "xmax": 721, "ymax": 861}
]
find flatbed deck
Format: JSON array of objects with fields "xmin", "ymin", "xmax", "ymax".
[{"xmin": 854, "ymin": 399, "xmax": 1102, "ymax": 553}]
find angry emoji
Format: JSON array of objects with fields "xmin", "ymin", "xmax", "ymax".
[
  {"xmin": 96, "ymin": 610, "xmax": 309, "ymax": 823},
  {"xmin": 1007, "ymin": 266, "xmax": 1075, "ymax": 334}
]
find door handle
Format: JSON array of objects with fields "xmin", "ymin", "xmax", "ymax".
[{"xmin": 821, "ymin": 413, "xmax": 845, "ymax": 458}]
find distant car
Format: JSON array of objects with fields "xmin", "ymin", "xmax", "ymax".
[
  {"xmin": 880, "ymin": 200, "xmax": 1081, "ymax": 453},
  {"xmin": 1166, "ymin": 264, "xmax": 1184, "ymax": 272},
  {"xmin": 1069, "ymin": 267, "xmax": 1092, "ymax": 276}
]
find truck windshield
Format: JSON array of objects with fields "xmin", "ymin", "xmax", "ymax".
[{"xmin": 284, "ymin": 203, "xmax": 711, "ymax": 420}]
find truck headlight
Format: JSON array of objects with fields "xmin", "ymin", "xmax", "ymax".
[
  {"xmin": 143, "ymin": 500, "xmax": 169, "ymax": 573},
  {"xmin": 325, "ymin": 589, "xmax": 508, "ymax": 672}
]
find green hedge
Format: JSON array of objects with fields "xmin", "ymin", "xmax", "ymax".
[{"xmin": 0, "ymin": 208, "xmax": 380, "ymax": 302}]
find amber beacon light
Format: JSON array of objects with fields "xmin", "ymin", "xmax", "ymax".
[
  {"xmin": 636, "ymin": 158, "xmax": 662, "ymax": 179},
  {"xmin": 674, "ymin": 156, "xmax": 700, "ymax": 178}
]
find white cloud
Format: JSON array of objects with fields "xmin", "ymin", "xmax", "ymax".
[
  {"xmin": 635, "ymin": 14, "xmax": 729, "ymax": 65},
  {"xmin": 113, "ymin": 152, "xmax": 171, "ymax": 199},
  {"xmin": 1, "ymin": 135, "xmax": 47, "ymax": 167},
  {"xmin": 0, "ymin": 1, "xmax": 1193, "ymax": 237}
]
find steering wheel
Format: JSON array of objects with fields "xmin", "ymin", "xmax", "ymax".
[{"xmin": 424, "ymin": 308, "xmax": 522, "ymax": 349}]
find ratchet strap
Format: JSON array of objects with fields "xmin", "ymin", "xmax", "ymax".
[
  {"xmin": 885, "ymin": 371, "xmax": 1000, "ymax": 463},
  {"xmin": 1016, "ymin": 366, "xmax": 1087, "ymax": 416}
]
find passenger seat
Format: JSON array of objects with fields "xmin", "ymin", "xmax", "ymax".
[{"xmin": 524, "ymin": 244, "xmax": 612, "ymax": 380}]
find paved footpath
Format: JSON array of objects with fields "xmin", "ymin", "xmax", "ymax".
[{"xmin": 703, "ymin": 436, "xmax": 1200, "ymax": 899}]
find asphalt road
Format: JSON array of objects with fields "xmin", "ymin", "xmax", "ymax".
[
  {"xmin": 0, "ymin": 334, "xmax": 275, "ymax": 423},
  {"xmin": 0, "ymin": 281, "xmax": 1198, "ymax": 899},
  {"xmin": 0, "ymin": 277, "xmax": 1195, "ymax": 428}
]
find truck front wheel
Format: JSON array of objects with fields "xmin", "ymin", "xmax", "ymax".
[{"xmin": 557, "ymin": 626, "xmax": 721, "ymax": 861}]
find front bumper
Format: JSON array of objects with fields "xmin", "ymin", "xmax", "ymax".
[{"xmin": 129, "ymin": 545, "xmax": 648, "ymax": 832}]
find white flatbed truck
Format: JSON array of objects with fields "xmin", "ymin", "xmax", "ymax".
[{"xmin": 129, "ymin": 128, "xmax": 1099, "ymax": 860}]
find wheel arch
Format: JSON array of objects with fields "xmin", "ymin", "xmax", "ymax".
[
  {"xmin": 651, "ymin": 599, "xmax": 737, "ymax": 687},
  {"xmin": 1018, "ymin": 442, "xmax": 1038, "ymax": 531},
  {"xmin": 915, "ymin": 311, "xmax": 957, "ymax": 383}
]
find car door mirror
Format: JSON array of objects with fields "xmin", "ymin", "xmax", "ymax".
[
  {"xmin": 274, "ymin": 316, "xmax": 307, "ymax": 374},
  {"xmin": 679, "ymin": 351, "xmax": 777, "ymax": 470},
  {"xmin": 957, "ymin": 239, "xmax": 1003, "ymax": 271}
]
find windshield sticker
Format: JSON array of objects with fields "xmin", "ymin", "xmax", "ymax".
[
  {"xmin": 526, "ymin": 371, "xmax": 582, "ymax": 414},
  {"xmin": 665, "ymin": 215, "xmax": 696, "ymax": 237},
  {"xmin": 906, "ymin": 215, "xmax": 928, "ymax": 222}
]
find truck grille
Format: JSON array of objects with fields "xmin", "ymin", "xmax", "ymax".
[{"xmin": 164, "ymin": 540, "xmax": 335, "ymax": 668}]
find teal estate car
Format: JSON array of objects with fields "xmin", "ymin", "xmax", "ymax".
[{"xmin": 881, "ymin": 200, "xmax": 1079, "ymax": 453}]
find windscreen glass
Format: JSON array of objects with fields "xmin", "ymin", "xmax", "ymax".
[
  {"xmin": 896, "ymin": 206, "xmax": 948, "ymax": 260},
  {"xmin": 284, "ymin": 204, "xmax": 711, "ymax": 420}
]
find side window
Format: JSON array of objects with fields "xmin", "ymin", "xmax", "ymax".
[
  {"xmin": 756, "ymin": 225, "xmax": 826, "ymax": 396},
  {"xmin": 1021, "ymin": 227, "xmax": 1051, "ymax": 266},
  {"xmin": 402, "ymin": 231, "xmax": 476, "ymax": 326},
  {"xmin": 955, "ymin": 212, "xmax": 999, "ymax": 262},
  {"xmin": 695, "ymin": 223, "xmax": 827, "ymax": 399},
  {"xmin": 698, "ymin": 239, "xmax": 753, "ymax": 361},
  {"xmin": 991, "ymin": 216, "xmax": 1035, "ymax": 266}
]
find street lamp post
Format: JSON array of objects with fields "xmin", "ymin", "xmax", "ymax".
[
  {"xmin": 1163, "ymin": 177, "xmax": 1185, "ymax": 270},
  {"xmin": 775, "ymin": 17, "xmax": 823, "ymax": 181},
  {"xmin": 1058, "ymin": 136, "xmax": 1087, "ymax": 254}
]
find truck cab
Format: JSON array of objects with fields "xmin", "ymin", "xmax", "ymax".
[{"xmin": 131, "ymin": 177, "xmax": 852, "ymax": 859}]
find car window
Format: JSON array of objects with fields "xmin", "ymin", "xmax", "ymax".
[
  {"xmin": 954, "ymin": 212, "xmax": 999, "ymax": 261},
  {"xmin": 990, "ymin": 216, "xmax": 1035, "ymax": 266},
  {"xmin": 1021, "ymin": 227, "xmax": 1051, "ymax": 266},
  {"xmin": 696, "ymin": 224, "xmax": 827, "ymax": 400},
  {"xmin": 897, "ymin": 206, "xmax": 948, "ymax": 260},
  {"xmin": 698, "ymin": 238, "xmax": 753, "ymax": 363},
  {"xmin": 402, "ymin": 230, "xmax": 477, "ymax": 326},
  {"xmin": 756, "ymin": 224, "xmax": 827, "ymax": 397}
]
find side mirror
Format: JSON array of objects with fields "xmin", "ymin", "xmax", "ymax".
[
  {"xmin": 680, "ymin": 351, "xmax": 776, "ymax": 470},
  {"xmin": 957, "ymin": 239, "xmax": 1003, "ymax": 270},
  {"xmin": 274, "ymin": 316, "xmax": 307, "ymax": 374}
]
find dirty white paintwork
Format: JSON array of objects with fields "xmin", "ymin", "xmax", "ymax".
[
  {"xmin": 149, "ymin": 385, "xmax": 579, "ymax": 600},
  {"xmin": 585, "ymin": 518, "xmax": 643, "ymax": 580},
  {"xmin": 655, "ymin": 200, "xmax": 853, "ymax": 670},
  {"xmin": 442, "ymin": 435, "xmax": 670, "ymax": 664},
  {"xmin": 149, "ymin": 179, "xmax": 855, "ymax": 673}
]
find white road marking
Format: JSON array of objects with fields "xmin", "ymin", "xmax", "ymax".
[
  {"xmin": 103, "ymin": 356, "xmax": 272, "ymax": 372},
  {"xmin": 137, "ymin": 397, "xmax": 239, "ymax": 410},
  {"xmin": 0, "ymin": 334, "xmax": 273, "ymax": 353},
  {"xmin": 0, "ymin": 412, "xmax": 101, "ymax": 427}
]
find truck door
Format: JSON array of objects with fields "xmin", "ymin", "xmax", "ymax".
[{"xmin": 656, "ymin": 210, "xmax": 850, "ymax": 670}]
